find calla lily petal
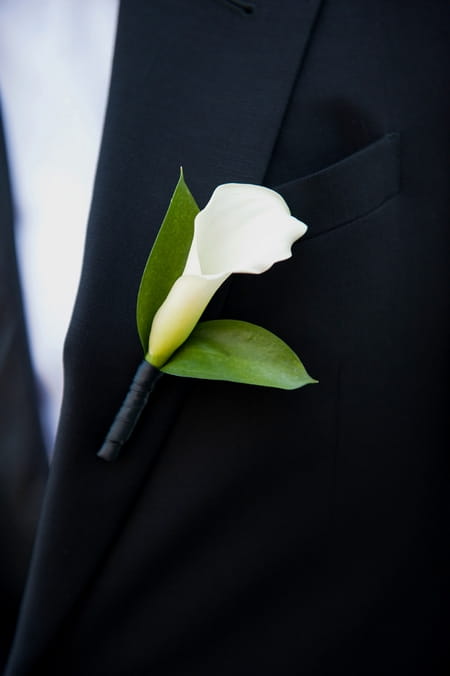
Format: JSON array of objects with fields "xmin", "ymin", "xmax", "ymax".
[
  {"xmin": 148, "ymin": 273, "xmax": 228, "ymax": 368},
  {"xmin": 185, "ymin": 183, "xmax": 307, "ymax": 277}
]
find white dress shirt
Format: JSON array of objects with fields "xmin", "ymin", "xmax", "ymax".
[{"xmin": 0, "ymin": 0, "xmax": 120, "ymax": 453}]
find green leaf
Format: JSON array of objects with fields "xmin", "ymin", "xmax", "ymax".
[
  {"xmin": 160, "ymin": 319, "xmax": 317, "ymax": 390},
  {"xmin": 136, "ymin": 169, "xmax": 200, "ymax": 351}
]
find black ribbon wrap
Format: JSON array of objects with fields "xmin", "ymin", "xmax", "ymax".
[{"xmin": 97, "ymin": 360, "xmax": 163, "ymax": 462}]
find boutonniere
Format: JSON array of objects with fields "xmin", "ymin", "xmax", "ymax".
[{"xmin": 98, "ymin": 171, "xmax": 317, "ymax": 461}]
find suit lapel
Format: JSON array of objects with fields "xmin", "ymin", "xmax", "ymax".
[
  {"xmin": 0, "ymin": 108, "xmax": 47, "ymax": 461},
  {"xmin": 0, "ymin": 106, "xmax": 48, "ymax": 667},
  {"xmin": 8, "ymin": 0, "xmax": 322, "ymax": 668}
]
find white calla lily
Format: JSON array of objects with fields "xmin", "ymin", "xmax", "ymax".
[{"xmin": 148, "ymin": 183, "xmax": 307, "ymax": 368}]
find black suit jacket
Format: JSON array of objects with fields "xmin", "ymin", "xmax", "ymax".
[{"xmin": 5, "ymin": 1, "xmax": 450, "ymax": 674}]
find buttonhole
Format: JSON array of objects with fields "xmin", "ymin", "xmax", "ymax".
[{"xmin": 223, "ymin": 0, "xmax": 256, "ymax": 15}]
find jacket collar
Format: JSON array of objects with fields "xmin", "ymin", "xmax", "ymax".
[{"xmin": 7, "ymin": 0, "xmax": 322, "ymax": 669}]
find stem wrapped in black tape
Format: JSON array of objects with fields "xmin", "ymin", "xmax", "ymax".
[{"xmin": 97, "ymin": 360, "xmax": 162, "ymax": 462}]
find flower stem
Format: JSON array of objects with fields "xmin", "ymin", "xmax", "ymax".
[{"xmin": 97, "ymin": 360, "xmax": 163, "ymax": 462}]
